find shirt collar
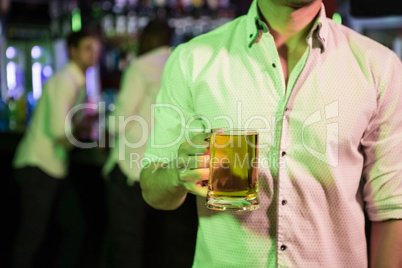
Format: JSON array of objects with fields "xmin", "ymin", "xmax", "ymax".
[
  {"xmin": 308, "ymin": 3, "xmax": 328, "ymax": 52},
  {"xmin": 246, "ymin": 1, "xmax": 328, "ymax": 52},
  {"xmin": 67, "ymin": 61, "xmax": 86, "ymax": 87},
  {"xmin": 246, "ymin": 0, "xmax": 267, "ymax": 48}
]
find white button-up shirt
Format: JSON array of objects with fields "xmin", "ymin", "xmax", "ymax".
[
  {"xmin": 13, "ymin": 61, "xmax": 86, "ymax": 178},
  {"xmin": 102, "ymin": 46, "xmax": 171, "ymax": 184},
  {"xmin": 144, "ymin": 1, "xmax": 402, "ymax": 267}
]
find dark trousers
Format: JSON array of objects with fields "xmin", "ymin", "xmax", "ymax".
[
  {"xmin": 59, "ymin": 162, "xmax": 107, "ymax": 268},
  {"xmin": 103, "ymin": 166, "xmax": 164, "ymax": 268},
  {"xmin": 12, "ymin": 166, "xmax": 63, "ymax": 268},
  {"xmin": 12, "ymin": 165, "xmax": 107, "ymax": 268}
]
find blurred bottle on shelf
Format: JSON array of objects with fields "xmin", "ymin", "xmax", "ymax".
[
  {"xmin": 0, "ymin": 98, "xmax": 9, "ymax": 132},
  {"xmin": 15, "ymin": 95, "xmax": 26, "ymax": 132},
  {"xmin": 393, "ymin": 31, "xmax": 402, "ymax": 59},
  {"xmin": 6, "ymin": 95, "xmax": 27, "ymax": 133},
  {"xmin": 26, "ymin": 91, "xmax": 36, "ymax": 127},
  {"xmin": 7, "ymin": 96, "xmax": 17, "ymax": 131}
]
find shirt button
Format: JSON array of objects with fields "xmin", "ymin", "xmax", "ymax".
[
  {"xmin": 281, "ymin": 151, "xmax": 286, "ymax": 157},
  {"xmin": 272, "ymin": 63, "xmax": 276, "ymax": 68},
  {"xmin": 249, "ymin": 34, "xmax": 253, "ymax": 38},
  {"xmin": 281, "ymin": 200, "xmax": 287, "ymax": 205},
  {"xmin": 280, "ymin": 245, "xmax": 287, "ymax": 251}
]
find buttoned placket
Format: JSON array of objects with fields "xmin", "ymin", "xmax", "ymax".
[
  {"xmin": 258, "ymin": 32, "xmax": 314, "ymax": 267},
  {"xmin": 277, "ymin": 103, "xmax": 292, "ymax": 266},
  {"xmin": 276, "ymin": 36, "xmax": 319, "ymax": 266},
  {"xmin": 251, "ymin": 22, "xmax": 293, "ymax": 266},
  {"xmin": 249, "ymin": 14, "xmax": 322, "ymax": 265}
]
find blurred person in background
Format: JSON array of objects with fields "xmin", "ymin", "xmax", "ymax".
[
  {"xmin": 12, "ymin": 29, "xmax": 101, "ymax": 268},
  {"xmin": 101, "ymin": 19, "xmax": 174, "ymax": 268}
]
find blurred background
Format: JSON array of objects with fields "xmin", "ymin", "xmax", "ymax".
[{"xmin": 0, "ymin": 0, "xmax": 401, "ymax": 267}]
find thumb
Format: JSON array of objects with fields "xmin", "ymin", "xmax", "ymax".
[{"xmin": 191, "ymin": 132, "xmax": 210, "ymax": 142}]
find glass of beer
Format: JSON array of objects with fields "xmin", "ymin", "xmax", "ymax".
[{"xmin": 206, "ymin": 128, "xmax": 259, "ymax": 211}]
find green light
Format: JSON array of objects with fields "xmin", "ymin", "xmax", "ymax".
[
  {"xmin": 72, "ymin": 8, "xmax": 82, "ymax": 32},
  {"xmin": 332, "ymin": 12, "xmax": 342, "ymax": 24}
]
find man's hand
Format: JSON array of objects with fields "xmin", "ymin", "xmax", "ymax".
[
  {"xmin": 140, "ymin": 132, "xmax": 211, "ymax": 210},
  {"xmin": 370, "ymin": 219, "xmax": 402, "ymax": 268},
  {"xmin": 72, "ymin": 113, "xmax": 98, "ymax": 140},
  {"xmin": 176, "ymin": 132, "xmax": 210, "ymax": 197}
]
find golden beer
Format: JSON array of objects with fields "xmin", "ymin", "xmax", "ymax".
[{"xmin": 206, "ymin": 129, "xmax": 259, "ymax": 211}]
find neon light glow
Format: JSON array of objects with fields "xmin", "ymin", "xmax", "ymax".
[
  {"xmin": 332, "ymin": 13, "xmax": 342, "ymax": 24},
  {"xmin": 86, "ymin": 66, "xmax": 97, "ymax": 100},
  {"xmin": 32, "ymin": 62, "xmax": 43, "ymax": 100},
  {"xmin": 31, "ymin": 46, "xmax": 42, "ymax": 58},
  {"xmin": 6, "ymin": 47, "xmax": 16, "ymax": 59},
  {"xmin": 72, "ymin": 8, "xmax": 82, "ymax": 32},
  {"xmin": 7, "ymin": 62, "xmax": 17, "ymax": 90},
  {"xmin": 43, "ymin": 65, "xmax": 53, "ymax": 78}
]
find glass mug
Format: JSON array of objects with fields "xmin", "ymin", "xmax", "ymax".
[{"xmin": 206, "ymin": 128, "xmax": 259, "ymax": 211}]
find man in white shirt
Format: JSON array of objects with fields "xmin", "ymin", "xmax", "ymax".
[
  {"xmin": 140, "ymin": 0, "xmax": 402, "ymax": 267},
  {"xmin": 12, "ymin": 29, "xmax": 100, "ymax": 268},
  {"xmin": 101, "ymin": 19, "xmax": 173, "ymax": 268}
]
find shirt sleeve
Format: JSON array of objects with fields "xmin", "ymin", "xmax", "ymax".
[
  {"xmin": 107, "ymin": 61, "xmax": 146, "ymax": 135},
  {"xmin": 142, "ymin": 44, "xmax": 204, "ymax": 166},
  {"xmin": 44, "ymin": 74, "xmax": 80, "ymax": 140},
  {"xmin": 361, "ymin": 52, "xmax": 402, "ymax": 221}
]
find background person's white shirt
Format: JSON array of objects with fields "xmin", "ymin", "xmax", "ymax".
[
  {"xmin": 102, "ymin": 46, "xmax": 171, "ymax": 185},
  {"xmin": 13, "ymin": 61, "xmax": 86, "ymax": 178}
]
